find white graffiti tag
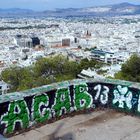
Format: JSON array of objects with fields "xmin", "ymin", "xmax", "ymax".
[
  {"xmin": 94, "ymin": 85, "xmax": 109, "ymax": 105},
  {"xmin": 113, "ymin": 85, "xmax": 132, "ymax": 109},
  {"xmin": 137, "ymin": 94, "xmax": 140, "ymax": 112}
]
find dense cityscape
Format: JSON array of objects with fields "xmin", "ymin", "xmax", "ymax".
[
  {"xmin": 0, "ymin": 15, "xmax": 139, "ymax": 93},
  {"xmin": 0, "ymin": 16, "xmax": 140, "ymax": 68}
]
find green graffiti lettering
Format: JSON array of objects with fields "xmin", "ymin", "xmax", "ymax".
[
  {"xmin": 74, "ymin": 83, "xmax": 93, "ymax": 110},
  {"xmin": 52, "ymin": 88, "xmax": 71, "ymax": 117},
  {"xmin": 32, "ymin": 94, "xmax": 51, "ymax": 123},
  {"xmin": 1, "ymin": 100, "xmax": 29, "ymax": 134}
]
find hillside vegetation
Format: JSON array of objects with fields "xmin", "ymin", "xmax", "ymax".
[{"xmin": 1, "ymin": 55, "xmax": 102, "ymax": 92}]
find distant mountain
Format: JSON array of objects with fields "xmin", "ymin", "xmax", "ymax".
[
  {"xmin": 0, "ymin": 8, "xmax": 33, "ymax": 13},
  {"xmin": 0, "ymin": 3, "xmax": 140, "ymax": 17},
  {"xmin": 0, "ymin": 8, "xmax": 34, "ymax": 16},
  {"xmin": 110, "ymin": 2, "xmax": 140, "ymax": 15},
  {"xmin": 42, "ymin": 2, "xmax": 140, "ymax": 17}
]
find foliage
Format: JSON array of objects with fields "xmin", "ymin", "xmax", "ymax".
[
  {"xmin": 78, "ymin": 58, "xmax": 102, "ymax": 70},
  {"xmin": 115, "ymin": 54, "xmax": 140, "ymax": 82},
  {"xmin": 97, "ymin": 69, "xmax": 107, "ymax": 75},
  {"xmin": 1, "ymin": 55, "xmax": 102, "ymax": 92},
  {"xmin": 1, "ymin": 66, "xmax": 35, "ymax": 92}
]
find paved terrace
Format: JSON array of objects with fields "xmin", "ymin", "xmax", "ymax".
[{"xmin": 9, "ymin": 110, "xmax": 140, "ymax": 140}]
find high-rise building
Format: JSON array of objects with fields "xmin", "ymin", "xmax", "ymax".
[
  {"xmin": 62, "ymin": 38, "xmax": 70, "ymax": 46},
  {"xmin": 31, "ymin": 37, "xmax": 40, "ymax": 47}
]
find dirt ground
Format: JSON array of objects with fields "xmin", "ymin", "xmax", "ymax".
[{"xmin": 8, "ymin": 110, "xmax": 140, "ymax": 140}]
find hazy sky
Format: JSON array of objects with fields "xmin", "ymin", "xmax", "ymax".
[{"xmin": 0, "ymin": 0, "xmax": 140, "ymax": 11}]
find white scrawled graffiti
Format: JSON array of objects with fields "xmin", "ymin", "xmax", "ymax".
[
  {"xmin": 113, "ymin": 85, "xmax": 132, "ymax": 109},
  {"xmin": 137, "ymin": 94, "xmax": 140, "ymax": 112},
  {"xmin": 94, "ymin": 85, "xmax": 109, "ymax": 105}
]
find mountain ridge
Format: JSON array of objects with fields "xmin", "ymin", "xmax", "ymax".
[{"xmin": 0, "ymin": 2, "xmax": 140, "ymax": 17}]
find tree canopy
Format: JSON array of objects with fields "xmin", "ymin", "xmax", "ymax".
[
  {"xmin": 115, "ymin": 54, "xmax": 140, "ymax": 82},
  {"xmin": 1, "ymin": 55, "xmax": 102, "ymax": 92}
]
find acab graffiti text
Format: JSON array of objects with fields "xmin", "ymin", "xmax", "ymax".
[{"xmin": 0, "ymin": 83, "xmax": 140, "ymax": 135}]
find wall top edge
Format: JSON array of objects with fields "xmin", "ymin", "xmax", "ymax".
[{"xmin": 0, "ymin": 78, "xmax": 140, "ymax": 104}]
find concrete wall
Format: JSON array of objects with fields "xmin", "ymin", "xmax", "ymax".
[{"xmin": 0, "ymin": 78, "xmax": 140, "ymax": 136}]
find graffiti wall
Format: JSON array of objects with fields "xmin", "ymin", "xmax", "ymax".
[{"xmin": 0, "ymin": 79, "xmax": 140, "ymax": 136}]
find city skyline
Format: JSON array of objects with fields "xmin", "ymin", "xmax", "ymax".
[{"xmin": 0, "ymin": 0, "xmax": 139, "ymax": 11}]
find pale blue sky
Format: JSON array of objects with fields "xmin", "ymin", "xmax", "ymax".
[{"xmin": 0, "ymin": 0, "xmax": 140, "ymax": 11}]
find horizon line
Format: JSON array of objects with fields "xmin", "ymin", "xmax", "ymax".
[{"xmin": 0, "ymin": 2, "xmax": 139, "ymax": 12}]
